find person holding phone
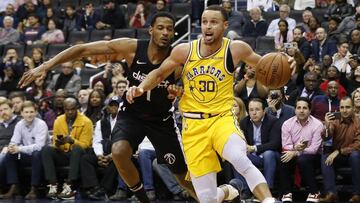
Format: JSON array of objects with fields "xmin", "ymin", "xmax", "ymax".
[
  {"xmin": 320, "ymin": 96, "xmax": 360, "ymax": 203},
  {"xmin": 279, "ymin": 97, "xmax": 323, "ymax": 203},
  {"xmin": 41, "ymin": 97, "xmax": 93, "ymax": 200}
]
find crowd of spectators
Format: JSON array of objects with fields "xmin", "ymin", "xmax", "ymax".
[{"xmin": 0, "ymin": 0, "xmax": 360, "ymax": 202}]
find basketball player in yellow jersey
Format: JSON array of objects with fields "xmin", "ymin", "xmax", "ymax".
[{"xmin": 127, "ymin": 5, "xmax": 295, "ymax": 203}]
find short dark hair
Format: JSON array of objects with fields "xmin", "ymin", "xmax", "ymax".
[
  {"xmin": 295, "ymin": 97, "xmax": 311, "ymax": 109},
  {"xmin": 150, "ymin": 11, "xmax": 175, "ymax": 27},
  {"xmin": 248, "ymin": 98, "xmax": 265, "ymax": 110},
  {"xmin": 340, "ymin": 96, "xmax": 354, "ymax": 106},
  {"xmin": 9, "ymin": 91, "xmax": 26, "ymax": 101},
  {"xmin": 205, "ymin": 5, "xmax": 228, "ymax": 21}
]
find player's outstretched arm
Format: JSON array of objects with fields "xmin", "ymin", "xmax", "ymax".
[
  {"xmin": 18, "ymin": 38, "xmax": 136, "ymax": 88},
  {"xmin": 126, "ymin": 43, "xmax": 189, "ymax": 104}
]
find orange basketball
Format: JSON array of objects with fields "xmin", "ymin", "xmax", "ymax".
[{"xmin": 256, "ymin": 52, "xmax": 291, "ymax": 89}]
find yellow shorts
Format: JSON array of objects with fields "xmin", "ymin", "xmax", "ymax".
[{"xmin": 181, "ymin": 111, "xmax": 244, "ymax": 178}]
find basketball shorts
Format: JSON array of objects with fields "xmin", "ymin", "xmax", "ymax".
[
  {"xmin": 111, "ymin": 111, "xmax": 187, "ymax": 174},
  {"xmin": 181, "ymin": 110, "xmax": 244, "ymax": 177}
]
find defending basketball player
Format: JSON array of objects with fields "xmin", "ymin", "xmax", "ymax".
[{"xmin": 127, "ymin": 5, "xmax": 295, "ymax": 203}]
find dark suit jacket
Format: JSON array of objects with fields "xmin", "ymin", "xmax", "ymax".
[
  {"xmin": 240, "ymin": 113, "xmax": 281, "ymax": 154},
  {"xmin": 310, "ymin": 38, "xmax": 337, "ymax": 63},
  {"xmin": 266, "ymin": 103, "xmax": 295, "ymax": 125},
  {"xmin": 286, "ymin": 87, "xmax": 324, "ymax": 107}
]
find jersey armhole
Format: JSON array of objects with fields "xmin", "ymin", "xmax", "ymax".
[{"xmin": 225, "ymin": 44, "xmax": 235, "ymax": 74}]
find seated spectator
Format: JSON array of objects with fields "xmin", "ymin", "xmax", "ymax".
[
  {"xmin": 266, "ymin": 4, "xmax": 296, "ymax": 37},
  {"xmin": 296, "ymin": 10, "xmax": 312, "ymax": 33},
  {"xmin": 41, "ymin": 97, "xmax": 93, "ymax": 200},
  {"xmin": 85, "ymin": 89, "xmax": 106, "ymax": 125},
  {"xmin": 222, "ymin": 0, "xmax": 245, "ymax": 39},
  {"xmin": 320, "ymin": 97, "xmax": 360, "ymax": 203},
  {"xmin": 20, "ymin": 13, "xmax": 46, "ymax": 45},
  {"xmin": 265, "ymin": 88, "xmax": 295, "ymax": 124},
  {"xmin": 41, "ymin": 89, "xmax": 67, "ymax": 130},
  {"xmin": 108, "ymin": 78, "xmax": 127, "ymax": 100},
  {"xmin": 41, "ymin": 7, "xmax": 59, "ymax": 28},
  {"xmin": 333, "ymin": 40, "xmax": 352, "ymax": 75},
  {"xmin": 311, "ymin": 27, "xmax": 337, "ymax": 63},
  {"xmin": 319, "ymin": 66, "xmax": 347, "ymax": 98},
  {"xmin": 152, "ymin": 159, "xmax": 191, "ymax": 200},
  {"xmin": 144, "ymin": 0, "xmax": 167, "ymax": 27},
  {"xmin": 285, "ymin": 42, "xmax": 305, "ymax": 74},
  {"xmin": 286, "ymin": 72, "xmax": 324, "ymax": 107},
  {"xmin": 81, "ymin": 97, "xmax": 127, "ymax": 200},
  {"xmin": 30, "ymin": 47, "xmax": 44, "ymax": 67},
  {"xmin": 96, "ymin": 0, "xmax": 126, "ymax": 30},
  {"xmin": 340, "ymin": 57, "xmax": 360, "ymax": 94},
  {"xmin": 47, "ymin": 62, "xmax": 81, "ymax": 95},
  {"xmin": 303, "ymin": 16, "xmax": 319, "ymax": 42},
  {"xmin": 311, "ymin": 80, "xmax": 340, "ymax": 121},
  {"xmin": 349, "ymin": 28, "xmax": 360, "ymax": 55},
  {"xmin": 242, "ymin": 7, "xmax": 268, "ymax": 38},
  {"xmin": 274, "ymin": 19, "xmax": 293, "ymax": 50},
  {"xmin": 92, "ymin": 79, "xmax": 107, "ymax": 94},
  {"xmin": 234, "ymin": 64, "xmax": 268, "ymax": 107},
  {"xmin": 26, "ymin": 77, "xmax": 52, "ymax": 102},
  {"xmin": 232, "ymin": 98, "xmax": 281, "ymax": 198},
  {"xmin": 77, "ymin": 3, "xmax": 100, "ymax": 31},
  {"xmin": 77, "ymin": 89, "xmax": 90, "ymax": 114},
  {"xmin": 0, "ymin": 48, "xmax": 24, "ymax": 79},
  {"xmin": 129, "ymin": 1, "xmax": 148, "ymax": 29},
  {"xmin": 9, "ymin": 91, "xmax": 26, "ymax": 116},
  {"xmin": 324, "ymin": 0, "xmax": 354, "ymax": 21},
  {"xmin": 41, "ymin": 19, "xmax": 64, "ymax": 44},
  {"xmin": 16, "ymin": 1, "xmax": 38, "ymax": 22},
  {"xmin": 246, "ymin": 0, "xmax": 273, "ymax": 12},
  {"xmin": 233, "ymin": 97, "xmax": 247, "ymax": 121},
  {"xmin": 280, "ymin": 97, "xmax": 323, "ymax": 203},
  {"xmin": 0, "ymin": 3, "xmax": 19, "ymax": 28},
  {"xmin": 322, "ymin": 54, "xmax": 333, "ymax": 71},
  {"xmin": 293, "ymin": 27, "xmax": 311, "ymax": 61},
  {"xmin": 0, "ymin": 16, "xmax": 19, "ymax": 45},
  {"xmin": 352, "ymin": 88, "xmax": 360, "ymax": 117},
  {"xmin": 0, "ymin": 101, "xmax": 48, "ymax": 199},
  {"xmin": 336, "ymin": 4, "xmax": 360, "ymax": 36},
  {"xmin": 60, "ymin": 4, "xmax": 79, "ymax": 32},
  {"xmin": 327, "ymin": 16, "xmax": 345, "ymax": 43},
  {"xmin": 0, "ymin": 98, "xmax": 21, "ymax": 185}
]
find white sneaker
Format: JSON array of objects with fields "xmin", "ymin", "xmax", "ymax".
[
  {"xmin": 58, "ymin": 183, "xmax": 75, "ymax": 200},
  {"xmin": 46, "ymin": 184, "xmax": 58, "ymax": 199},
  {"xmin": 220, "ymin": 184, "xmax": 239, "ymax": 200},
  {"xmin": 306, "ymin": 192, "xmax": 320, "ymax": 203},
  {"xmin": 281, "ymin": 193, "xmax": 293, "ymax": 203}
]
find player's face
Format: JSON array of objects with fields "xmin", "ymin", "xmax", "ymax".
[
  {"xmin": 201, "ymin": 10, "xmax": 228, "ymax": 45},
  {"xmin": 150, "ymin": 17, "xmax": 174, "ymax": 48}
]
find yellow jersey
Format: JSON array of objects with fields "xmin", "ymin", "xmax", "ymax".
[{"xmin": 180, "ymin": 38, "xmax": 234, "ymax": 115}]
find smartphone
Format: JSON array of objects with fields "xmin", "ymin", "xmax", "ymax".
[
  {"xmin": 57, "ymin": 135, "xmax": 64, "ymax": 139},
  {"xmin": 331, "ymin": 112, "xmax": 341, "ymax": 120},
  {"xmin": 284, "ymin": 43, "xmax": 293, "ymax": 49},
  {"xmin": 302, "ymin": 140, "xmax": 309, "ymax": 147}
]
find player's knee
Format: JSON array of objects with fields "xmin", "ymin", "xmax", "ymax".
[
  {"xmin": 228, "ymin": 156, "xmax": 252, "ymax": 174},
  {"xmin": 111, "ymin": 140, "xmax": 132, "ymax": 160},
  {"xmin": 196, "ymin": 188, "xmax": 217, "ymax": 203}
]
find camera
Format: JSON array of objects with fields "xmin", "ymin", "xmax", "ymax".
[
  {"xmin": 270, "ymin": 92, "xmax": 279, "ymax": 100},
  {"xmin": 57, "ymin": 135, "xmax": 64, "ymax": 139}
]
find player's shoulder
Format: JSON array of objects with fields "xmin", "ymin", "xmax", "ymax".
[{"xmin": 172, "ymin": 42, "xmax": 191, "ymax": 53}]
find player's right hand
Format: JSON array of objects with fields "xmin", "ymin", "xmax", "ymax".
[
  {"xmin": 126, "ymin": 86, "xmax": 144, "ymax": 104},
  {"xmin": 18, "ymin": 65, "xmax": 47, "ymax": 88}
]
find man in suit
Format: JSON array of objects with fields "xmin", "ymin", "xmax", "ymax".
[
  {"xmin": 311, "ymin": 27, "xmax": 337, "ymax": 63},
  {"xmin": 266, "ymin": 88, "xmax": 295, "ymax": 125},
  {"xmin": 286, "ymin": 72, "xmax": 324, "ymax": 107},
  {"xmin": 231, "ymin": 98, "xmax": 281, "ymax": 199}
]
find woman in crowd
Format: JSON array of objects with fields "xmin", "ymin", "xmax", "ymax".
[
  {"xmin": 41, "ymin": 19, "xmax": 65, "ymax": 44},
  {"xmin": 275, "ymin": 19, "xmax": 293, "ymax": 50},
  {"xmin": 85, "ymin": 89, "xmax": 106, "ymax": 125}
]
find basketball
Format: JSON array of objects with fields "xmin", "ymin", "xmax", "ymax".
[{"xmin": 256, "ymin": 52, "xmax": 291, "ymax": 89}]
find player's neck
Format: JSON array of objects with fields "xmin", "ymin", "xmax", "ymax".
[
  {"xmin": 148, "ymin": 41, "xmax": 170, "ymax": 64},
  {"xmin": 199, "ymin": 38, "xmax": 222, "ymax": 57}
]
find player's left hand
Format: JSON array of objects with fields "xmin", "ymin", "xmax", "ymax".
[
  {"xmin": 167, "ymin": 84, "xmax": 184, "ymax": 100},
  {"xmin": 281, "ymin": 151, "xmax": 297, "ymax": 163},
  {"xmin": 126, "ymin": 86, "xmax": 144, "ymax": 104},
  {"xmin": 287, "ymin": 56, "xmax": 296, "ymax": 75}
]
